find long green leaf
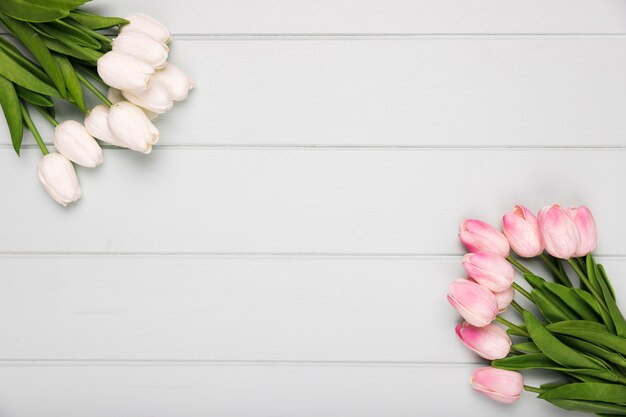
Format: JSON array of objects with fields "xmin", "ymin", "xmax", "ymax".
[
  {"xmin": 42, "ymin": 20, "xmax": 101, "ymax": 49},
  {"xmin": 0, "ymin": 14, "xmax": 66, "ymax": 96},
  {"xmin": 532, "ymin": 289, "xmax": 571, "ymax": 323},
  {"xmin": 0, "ymin": 48, "xmax": 60, "ymax": 96},
  {"xmin": 595, "ymin": 264, "xmax": 626, "ymax": 337},
  {"xmin": 544, "ymin": 399, "xmax": 626, "ymax": 415},
  {"xmin": 0, "ymin": 0, "xmax": 69, "ymax": 23},
  {"xmin": 69, "ymin": 10, "xmax": 127, "ymax": 29},
  {"xmin": 0, "ymin": 37, "xmax": 51, "ymax": 83},
  {"xmin": 547, "ymin": 321, "xmax": 626, "ymax": 356},
  {"xmin": 493, "ymin": 354, "xmax": 620, "ymax": 382},
  {"xmin": 52, "ymin": 54, "xmax": 85, "ymax": 110},
  {"xmin": 559, "ymin": 335, "xmax": 626, "ymax": 368},
  {"xmin": 544, "ymin": 282, "xmax": 600, "ymax": 322},
  {"xmin": 42, "ymin": 36, "xmax": 102, "ymax": 62},
  {"xmin": 0, "ymin": 75, "xmax": 23, "ymax": 155},
  {"xmin": 15, "ymin": 85, "xmax": 54, "ymax": 107}
]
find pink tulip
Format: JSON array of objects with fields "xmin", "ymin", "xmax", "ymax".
[
  {"xmin": 494, "ymin": 287, "xmax": 514, "ymax": 312},
  {"xmin": 471, "ymin": 367, "xmax": 524, "ymax": 404},
  {"xmin": 463, "ymin": 252, "xmax": 514, "ymax": 293},
  {"xmin": 569, "ymin": 206, "xmax": 598, "ymax": 257},
  {"xmin": 459, "ymin": 219, "xmax": 510, "ymax": 257},
  {"xmin": 538, "ymin": 205, "xmax": 580, "ymax": 259},
  {"xmin": 456, "ymin": 322, "xmax": 512, "ymax": 360},
  {"xmin": 502, "ymin": 205, "xmax": 544, "ymax": 257},
  {"xmin": 447, "ymin": 279, "xmax": 498, "ymax": 327}
]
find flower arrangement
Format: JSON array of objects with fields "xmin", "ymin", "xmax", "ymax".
[
  {"xmin": 449, "ymin": 205, "xmax": 626, "ymax": 413},
  {"xmin": 0, "ymin": 0, "xmax": 194, "ymax": 206}
]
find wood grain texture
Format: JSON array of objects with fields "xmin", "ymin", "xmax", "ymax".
[
  {"xmin": 0, "ymin": 255, "xmax": 623, "ymax": 362},
  {"xmin": 82, "ymin": 0, "xmax": 626, "ymax": 34},
  {"xmin": 0, "ymin": 148, "xmax": 623, "ymax": 254},
  {"xmin": 0, "ymin": 365, "xmax": 580, "ymax": 417}
]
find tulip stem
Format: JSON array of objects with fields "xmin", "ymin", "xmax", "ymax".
[
  {"xmin": 523, "ymin": 385, "xmax": 543, "ymax": 394},
  {"xmin": 19, "ymin": 102, "xmax": 49, "ymax": 155},
  {"xmin": 512, "ymin": 282, "xmax": 533, "ymax": 302},
  {"xmin": 567, "ymin": 258, "xmax": 603, "ymax": 303},
  {"xmin": 495, "ymin": 315, "xmax": 529, "ymax": 337},
  {"xmin": 76, "ymin": 71, "xmax": 113, "ymax": 107},
  {"xmin": 506, "ymin": 256, "xmax": 533, "ymax": 275},
  {"xmin": 510, "ymin": 300, "xmax": 525, "ymax": 315},
  {"xmin": 540, "ymin": 253, "xmax": 573, "ymax": 287},
  {"xmin": 33, "ymin": 105, "xmax": 59, "ymax": 127}
]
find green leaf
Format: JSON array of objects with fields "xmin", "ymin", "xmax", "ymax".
[
  {"xmin": 41, "ymin": 20, "xmax": 101, "ymax": 49},
  {"xmin": 52, "ymin": 54, "xmax": 85, "ymax": 110},
  {"xmin": 41, "ymin": 36, "xmax": 102, "ymax": 62},
  {"xmin": 0, "ymin": 37, "xmax": 52, "ymax": 83},
  {"xmin": 544, "ymin": 283, "xmax": 600, "ymax": 322},
  {"xmin": 532, "ymin": 289, "xmax": 572, "ymax": 323},
  {"xmin": 559, "ymin": 335, "xmax": 626, "ymax": 368},
  {"xmin": 0, "ymin": 75, "xmax": 23, "ymax": 155},
  {"xmin": 524, "ymin": 311, "xmax": 603, "ymax": 370},
  {"xmin": 69, "ymin": 10, "xmax": 127, "ymax": 29},
  {"xmin": 511, "ymin": 342, "xmax": 541, "ymax": 353},
  {"xmin": 543, "ymin": 399, "xmax": 626, "ymax": 415},
  {"xmin": 0, "ymin": 0, "xmax": 70, "ymax": 23},
  {"xmin": 597, "ymin": 264, "xmax": 616, "ymax": 300},
  {"xmin": 15, "ymin": 85, "xmax": 54, "ymax": 107},
  {"xmin": 0, "ymin": 14, "xmax": 66, "ymax": 96},
  {"xmin": 0, "ymin": 48, "xmax": 60, "ymax": 96},
  {"xmin": 547, "ymin": 321, "xmax": 626, "ymax": 356},
  {"xmin": 596, "ymin": 265, "xmax": 626, "ymax": 337}
]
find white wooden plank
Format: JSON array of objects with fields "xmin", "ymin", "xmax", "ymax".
[
  {"xmin": 5, "ymin": 38, "xmax": 626, "ymax": 147},
  {"xmin": 0, "ymin": 255, "xmax": 623, "ymax": 361},
  {"xmin": 82, "ymin": 0, "xmax": 626, "ymax": 34},
  {"xmin": 0, "ymin": 364, "xmax": 581, "ymax": 417},
  {"xmin": 0, "ymin": 148, "xmax": 624, "ymax": 254}
]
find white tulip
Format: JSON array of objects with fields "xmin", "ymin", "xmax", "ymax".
[
  {"xmin": 107, "ymin": 102, "xmax": 159, "ymax": 154},
  {"xmin": 152, "ymin": 63, "xmax": 194, "ymax": 101},
  {"xmin": 112, "ymin": 29, "xmax": 169, "ymax": 69},
  {"xmin": 97, "ymin": 51, "xmax": 154, "ymax": 92},
  {"xmin": 122, "ymin": 82, "xmax": 173, "ymax": 114},
  {"xmin": 53, "ymin": 120, "xmax": 103, "ymax": 168},
  {"xmin": 38, "ymin": 153, "xmax": 81, "ymax": 206},
  {"xmin": 108, "ymin": 88, "xmax": 159, "ymax": 120},
  {"xmin": 120, "ymin": 13, "xmax": 171, "ymax": 44},
  {"xmin": 85, "ymin": 105, "xmax": 127, "ymax": 147}
]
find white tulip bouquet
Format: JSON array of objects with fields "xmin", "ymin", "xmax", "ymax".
[
  {"xmin": 449, "ymin": 205, "xmax": 626, "ymax": 414},
  {"xmin": 0, "ymin": 0, "xmax": 193, "ymax": 206}
]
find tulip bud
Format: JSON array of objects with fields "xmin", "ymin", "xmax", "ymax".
[
  {"xmin": 456, "ymin": 322, "xmax": 511, "ymax": 360},
  {"xmin": 463, "ymin": 252, "xmax": 514, "ymax": 293},
  {"xmin": 447, "ymin": 279, "xmax": 498, "ymax": 327},
  {"xmin": 120, "ymin": 13, "xmax": 171, "ymax": 45},
  {"xmin": 538, "ymin": 205, "xmax": 580, "ymax": 259},
  {"xmin": 502, "ymin": 205, "xmax": 543, "ymax": 257},
  {"xmin": 108, "ymin": 88, "xmax": 159, "ymax": 120},
  {"xmin": 97, "ymin": 51, "xmax": 155, "ymax": 92},
  {"xmin": 107, "ymin": 102, "xmax": 159, "ymax": 154},
  {"xmin": 152, "ymin": 63, "xmax": 194, "ymax": 101},
  {"xmin": 471, "ymin": 367, "xmax": 524, "ymax": 404},
  {"xmin": 112, "ymin": 29, "xmax": 169, "ymax": 69},
  {"xmin": 122, "ymin": 82, "xmax": 173, "ymax": 114},
  {"xmin": 569, "ymin": 206, "xmax": 598, "ymax": 257},
  {"xmin": 53, "ymin": 120, "xmax": 103, "ymax": 168},
  {"xmin": 494, "ymin": 287, "xmax": 514, "ymax": 312},
  {"xmin": 37, "ymin": 153, "xmax": 81, "ymax": 206},
  {"xmin": 459, "ymin": 219, "xmax": 510, "ymax": 257},
  {"xmin": 85, "ymin": 105, "xmax": 127, "ymax": 147}
]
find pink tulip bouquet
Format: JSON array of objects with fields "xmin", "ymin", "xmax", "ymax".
[
  {"xmin": 0, "ymin": 0, "xmax": 194, "ymax": 206},
  {"xmin": 449, "ymin": 204, "xmax": 626, "ymax": 413}
]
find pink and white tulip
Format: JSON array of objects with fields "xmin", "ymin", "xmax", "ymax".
[
  {"xmin": 447, "ymin": 279, "xmax": 498, "ymax": 327},
  {"xmin": 456, "ymin": 322, "xmax": 512, "ymax": 360},
  {"xmin": 502, "ymin": 205, "xmax": 543, "ymax": 257},
  {"xmin": 463, "ymin": 251, "xmax": 514, "ymax": 293},
  {"xmin": 471, "ymin": 367, "xmax": 524, "ymax": 404},
  {"xmin": 459, "ymin": 219, "xmax": 510, "ymax": 257},
  {"xmin": 569, "ymin": 206, "xmax": 598, "ymax": 257},
  {"xmin": 538, "ymin": 205, "xmax": 580, "ymax": 259}
]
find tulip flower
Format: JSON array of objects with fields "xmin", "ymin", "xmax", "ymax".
[
  {"xmin": 471, "ymin": 367, "xmax": 524, "ymax": 404},
  {"xmin": 152, "ymin": 63, "xmax": 194, "ymax": 101},
  {"xmin": 38, "ymin": 153, "xmax": 81, "ymax": 206},
  {"xmin": 447, "ymin": 279, "xmax": 498, "ymax": 327},
  {"xmin": 493, "ymin": 287, "xmax": 514, "ymax": 312},
  {"xmin": 459, "ymin": 219, "xmax": 510, "ymax": 257},
  {"xmin": 107, "ymin": 102, "xmax": 159, "ymax": 154},
  {"xmin": 97, "ymin": 51, "xmax": 155, "ymax": 92},
  {"xmin": 502, "ymin": 205, "xmax": 543, "ymax": 257},
  {"xmin": 120, "ymin": 13, "xmax": 171, "ymax": 44},
  {"xmin": 456, "ymin": 322, "xmax": 512, "ymax": 360},
  {"xmin": 569, "ymin": 206, "xmax": 598, "ymax": 257},
  {"xmin": 538, "ymin": 205, "xmax": 580, "ymax": 259},
  {"xmin": 463, "ymin": 252, "xmax": 514, "ymax": 293},
  {"xmin": 122, "ymin": 82, "xmax": 173, "ymax": 114},
  {"xmin": 85, "ymin": 105, "xmax": 127, "ymax": 148},
  {"xmin": 53, "ymin": 120, "xmax": 103, "ymax": 168},
  {"xmin": 112, "ymin": 29, "xmax": 169, "ymax": 69},
  {"xmin": 108, "ymin": 88, "xmax": 159, "ymax": 120}
]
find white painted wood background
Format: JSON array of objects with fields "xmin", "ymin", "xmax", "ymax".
[{"xmin": 1, "ymin": 1, "xmax": 626, "ymax": 415}]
